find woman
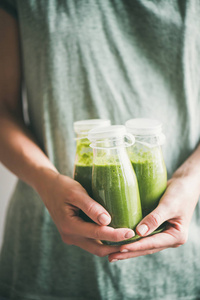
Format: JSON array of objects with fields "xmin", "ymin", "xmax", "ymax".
[{"xmin": 0, "ymin": 1, "xmax": 200, "ymax": 299}]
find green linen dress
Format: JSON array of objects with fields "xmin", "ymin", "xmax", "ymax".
[{"xmin": 0, "ymin": 1, "xmax": 200, "ymax": 299}]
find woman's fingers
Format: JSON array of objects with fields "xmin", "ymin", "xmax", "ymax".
[
  {"xmin": 120, "ymin": 231, "xmax": 174, "ymax": 252},
  {"xmin": 62, "ymin": 234, "xmax": 121, "ymax": 257},
  {"xmin": 108, "ymin": 227, "xmax": 183, "ymax": 261},
  {"xmin": 62, "ymin": 213, "xmax": 135, "ymax": 242},
  {"xmin": 68, "ymin": 187, "xmax": 112, "ymax": 226},
  {"xmin": 120, "ymin": 227, "xmax": 186, "ymax": 253},
  {"xmin": 107, "ymin": 225, "xmax": 188, "ymax": 262},
  {"xmin": 108, "ymin": 247, "xmax": 166, "ymax": 262},
  {"xmin": 136, "ymin": 200, "xmax": 174, "ymax": 237}
]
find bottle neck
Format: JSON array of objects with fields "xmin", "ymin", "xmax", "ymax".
[
  {"xmin": 128, "ymin": 134, "xmax": 165, "ymax": 163},
  {"xmin": 91, "ymin": 137, "xmax": 126, "ymax": 150},
  {"xmin": 93, "ymin": 140, "xmax": 130, "ymax": 166},
  {"xmin": 134, "ymin": 133, "xmax": 165, "ymax": 148}
]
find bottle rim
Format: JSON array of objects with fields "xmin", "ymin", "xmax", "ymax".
[
  {"xmin": 125, "ymin": 118, "xmax": 163, "ymax": 136},
  {"xmin": 74, "ymin": 119, "xmax": 111, "ymax": 134},
  {"xmin": 88, "ymin": 125, "xmax": 135, "ymax": 149},
  {"xmin": 88, "ymin": 125, "xmax": 127, "ymax": 141}
]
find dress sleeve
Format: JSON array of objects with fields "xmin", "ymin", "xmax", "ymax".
[{"xmin": 0, "ymin": 0, "xmax": 17, "ymax": 18}]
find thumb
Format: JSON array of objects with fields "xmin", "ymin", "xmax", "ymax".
[
  {"xmin": 136, "ymin": 203, "xmax": 169, "ymax": 236},
  {"xmin": 74, "ymin": 192, "xmax": 112, "ymax": 226}
]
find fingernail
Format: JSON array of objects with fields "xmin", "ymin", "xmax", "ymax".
[
  {"xmin": 121, "ymin": 249, "xmax": 129, "ymax": 253},
  {"xmin": 124, "ymin": 230, "xmax": 135, "ymax": 239},
  {"xmin": 98, "ymin": 213, "xmax": 111, "ymax": 225},
  {"xmin": 110, "ymin": 259, "xmax": 118, "ymax": 263},
  {"xmin": 137, "ymin": 224, "xmax": 148, "ymax": 236}
]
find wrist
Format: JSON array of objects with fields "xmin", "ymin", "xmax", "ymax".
[
  {"xmin": 32, "ymin": 166, "xmax": 59, "ymax": 196},
  {"xmin": 172, "ymin": 145, "xmax": 200, "ymax": 196},
  {"xmin": 172, "ymin": 167, "xmax": 200, "ymax": 197}
]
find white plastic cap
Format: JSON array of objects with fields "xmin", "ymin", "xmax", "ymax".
[
  {"xmin": 125, "ymin": 118, "xmax": 162, "ymax": 136},
  {"xmin": 73, "ymin": 119, "xmax": 111, "ymax": 134},
  {"xmin": 88, "ymin": 125, "xmax": 127, "ymax": 141}
]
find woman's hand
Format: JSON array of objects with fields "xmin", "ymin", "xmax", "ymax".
[
  {"xmin": 108, "ymin": 171, "xmax": 200, "ymax": 262},
  {"xmin": 36, "ymin": 168, "xmax": 135, "ymax": 257}
]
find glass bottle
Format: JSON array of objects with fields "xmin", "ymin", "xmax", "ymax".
[
  {"xmin": 88, "ymin": 125, "xmax": 142, "ymax": 245},
  {"xmin": 125, "ymin": 118, "xmax": 167, "ymax": 218},
  {"xmin": 73, "ymin": 119, "xmax": 111, "ymax": 199}
]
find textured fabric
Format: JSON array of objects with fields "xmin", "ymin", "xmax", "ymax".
[{"xmin": 0, "ymin": 0, "xmax": 200, "ymax": 299}]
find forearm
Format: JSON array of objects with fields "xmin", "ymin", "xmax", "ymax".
[{"xmin": 0, "ymin": 109, "xmax": 58, "ymax": 191}]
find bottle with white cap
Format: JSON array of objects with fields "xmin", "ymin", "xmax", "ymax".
[
  {"xmin": 73, "ymin": 119, "xmax": 111, "ymax": 199},
  {"xmin": 125, "ymin": 118, "xmax": 167, "ymax": 218},
  {"xmin": 88, "ymin": 125, "xmax": 142, "ymax": 245}
]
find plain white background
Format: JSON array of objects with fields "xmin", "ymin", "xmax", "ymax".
[{"xmin": 0, "ymin": 163, "xmax": 17, "ymax": 249}]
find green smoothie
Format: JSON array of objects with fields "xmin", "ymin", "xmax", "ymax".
[
  {"xmin": 74, "ymin": 138, "xmax": 93, "ymax": 194},
  {"xmin": 73, "ymin": 138, "xmax": 93, "ymax": 221},
  {"xmin": 92, "ymin": 162, "xmax": 142, "ymax": 245},
  {"xmin": 130, "ymin": 147, "xmax": 167, "ymax": 217},
  {"xmin": 74, "ymin": 165, "xmax": 93, "ymax": 197}
]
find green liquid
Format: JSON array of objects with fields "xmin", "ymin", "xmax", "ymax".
[
  {"xmin": 92, "ymin": 163, "xmax": 142, "ymax": 245},
  {"xmin": 74, "ymin": 137, "xmax": 94, "ymax": 221},
  {"xmin": 74, "ymin": 165, "xmax": 93, "ymax": 222},
  {"xmin": 130, "ymin": 150, "xmax": 167, "ymax": 217},
  {"xmin": 74, "ymin": 165, "xmax": 93, "ymax": 197}
]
